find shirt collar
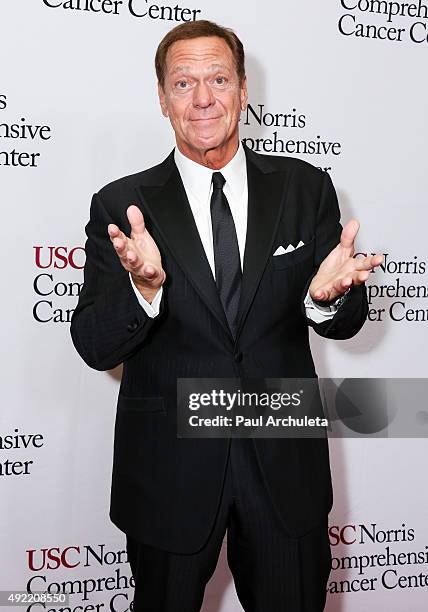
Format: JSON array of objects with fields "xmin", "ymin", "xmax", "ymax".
[{"xmin": 174, "ymin": 142, "xmax": 246, "ymax": 204}]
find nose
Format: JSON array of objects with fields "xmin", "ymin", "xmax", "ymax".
[{"xmin": 193, "ymin": 81, "xmax": 215, "ymax": 109}]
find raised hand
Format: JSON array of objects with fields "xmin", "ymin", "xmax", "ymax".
[
  {"xmin": 108, "ymin": 205, "xmax": 166, "ymax": 303},
  {"xmin": 309, "ymin": 219, "xmax": 383, "ymax": 303}
]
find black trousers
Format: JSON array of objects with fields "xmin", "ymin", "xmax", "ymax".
[{"xmin": 126, "ymin": 438, "xmax": 331, "ymax": 612}]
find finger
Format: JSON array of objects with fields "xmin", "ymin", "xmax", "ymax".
[
  {"xmin": 315, "ymin": 277, "xmax": 351, "ymax": 301},
  {"xmin": 142, "ymin": 264, "xmax": 158, "ymax": 280},
  {"xmin": 312, "ymin": 288, "xmax": 327, "ymax": 301},
  {"xmin": 350, "ymin": 253, "xmax": 384, "ymax": 272},
  {"xmin": 371, "ymin": 254, "xmax": 384, "ymax": 268},
  {"xmin": 112, "ymin": 237, "xmax": 127, "ymax": 254},
  {"xmin": 360, "ymin": 254, "xmax": 383, "ymax": 269},
  {"xmin": 337, "ymin": 276, "xmax": 353, "ymax": 293},
  {"xmin": 353, "ymin": 255, "xmax": 377, "ymax": 271},
  {"xmin": 108, "ymin": 223, "xmax": 121, "ymax": 238},
  {"xmin": 108, "ymin": 225, "xmax": 129, "ymax": 247},
  {"xmin": 127, "ymin": 205, "xmax": 146, "ymax": 237},
  {"xmin": 124, "ymin": 250, "xmax": 160, "ymax": 280},
  {"xmin": 331, "ymin": 271, "xmax": 369, "ymax": 293},
  {"xmin": 352, "ymin": 270, "xmax": 370, "ymax": 285},
  {"xmin": 114, "ymin": 247, "xmax": 143, "ymax": 273},
  {"xmin": 340, "ymin": 219, "xmax": 360, "ymax": 250},
  {"xmin": 132, "ymin": 263, "xmax": 162, "ymax": 283},
  {"xmin": 125, "ymin": 250, "xmax": 140, "ymax": 267},
  {"xmin": 114, "ymin": 241, "xmax": 142, "ymax": 273}
]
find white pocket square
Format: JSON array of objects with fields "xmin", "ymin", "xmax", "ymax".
[{"xmin": 273, "ymin": 241, "xmax": 305, "ymax": 256}]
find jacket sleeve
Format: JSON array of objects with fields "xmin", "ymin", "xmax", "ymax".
[
  {"xmin": 301, "ymin": 171, "xmax": 369, "ymax": 340},
  {"xmin": 70, "ymin": 192, "xmax": 164, "ymax": 371}
]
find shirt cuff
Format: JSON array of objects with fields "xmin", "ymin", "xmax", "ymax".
[
  {"xmin": 304, "ymin": 290, "xmax": 341, "ymax": 323},
  {"xmin": 129, "ymin": 273, "xmax": 163, "ymax": 318}
]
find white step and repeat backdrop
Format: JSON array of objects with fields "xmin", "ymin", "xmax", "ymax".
[{"xmin": 1, "ymin": 1, "xmax": 427, "ymax": 610}]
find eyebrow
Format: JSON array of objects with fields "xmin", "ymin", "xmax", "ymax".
[{"xmin": 170, "ymin": 63, "xmax": 230, "ymax": 76}]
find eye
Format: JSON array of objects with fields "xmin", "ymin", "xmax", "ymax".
[
  {"xmin": 214, "ymin": 76, "xmax": 227, "ymax": 85},
  {"xmin": 175, "ymin": 80, "xmax": 188, "ymax": 89}
]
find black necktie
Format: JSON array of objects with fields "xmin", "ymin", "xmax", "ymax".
[{"xmin": 210, "ymin": 172, "xmax": 242, "ymax": 337}]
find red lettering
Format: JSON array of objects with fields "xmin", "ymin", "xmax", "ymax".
[
  {"xmin": 34, "ymin": 246, "xmax": 85, "ymax": 269},
  {"xmin": 53, "ymin": 247, "xmax": 68, "ymax": 269},
  {"xmin": 68, "ymin": 247, "xmax": 85, "ymax": 269},
  {"xmin": 61, "ymin": 546, "xmax": 80, "ymax": 568},
  {"xmin": 46, "ymin": 547, "xmax": 61, "ymax": 570},
  {"xmin": 27, "ymin": 548, "xmax": 47, "ymax": 571},
  {"xmin": 329, "ymin": 524, "xmax": 357, "ymax": 546},
  {"xmin": 341, "ymin": 525, "xmax": 357, "ymax": 545},
  {"xmin": 34, "ymin": 246, "xmax": 54, "ymax": 269},
  {"xmin": 27, "ymin": 546, "xmax": 81, "ymax": 570},
  {"xmin": 328, "ymin": 525, "xmax": 341, "ymax": 546}
]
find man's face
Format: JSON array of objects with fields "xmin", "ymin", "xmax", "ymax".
[{"xmin": 158, "ymin": 36, "xmax": 247, "ymax": 163}]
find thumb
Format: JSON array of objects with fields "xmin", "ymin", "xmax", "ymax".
[
  {"xmin": 340, "ymin": 219, "xmax": 359, "ymax": 250},
  {"xmin": 127, "ymin": 205, "xmax": 146, "ymax": 236}
]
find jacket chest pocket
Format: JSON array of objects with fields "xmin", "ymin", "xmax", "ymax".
[{"xmin": 272, "ymin": 238, "xmax": 315, "ymax": 270}]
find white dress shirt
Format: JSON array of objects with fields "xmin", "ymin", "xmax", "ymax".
[{"xmin": 130, "ymin": 143, "xmax": 337, "ymax": 323}]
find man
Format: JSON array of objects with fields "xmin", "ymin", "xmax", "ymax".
[{"xmin": 71, "ymin": 20, "xmax": 382, "ymax": 612}]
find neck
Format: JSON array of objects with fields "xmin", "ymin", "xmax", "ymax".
[{"xmin": 176, "ymin": 135, "xmax": 240, "ymax": 170}]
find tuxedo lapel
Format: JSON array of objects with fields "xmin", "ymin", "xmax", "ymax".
[
  {"xmin": 134, "ymin": 152, "xmax": 232, "ymax": 341},
  {"xmin": 236, "ymin": 146, "xmax": 290, "ymax": 338}
]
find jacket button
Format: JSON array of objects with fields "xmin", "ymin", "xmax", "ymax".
[
  {"xmin": 234, "ymin": 351, "xmax": 243, "ymax": 363},
  {"xmin": 127, "ymin": 320, "xmax": 140, "ymax": 333}
]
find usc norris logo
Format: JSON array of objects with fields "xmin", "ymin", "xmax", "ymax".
[
  {"xmin": 34, "ymin": 246, "xmax": 85, "ymax": 270},
  {"xmin": 329, "ymin": 524, "xmax": 357, "ymax": 546},
  {"xmin": 32, "ymin": 245, "xmax": 84, "ymax": 323},
  {"xmin": 27, "ymin": 547, "xmax": 81, "ymax": 571}
]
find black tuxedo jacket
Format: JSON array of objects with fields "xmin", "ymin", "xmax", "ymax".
[{"xmin": 70, "ymin": 144, "xmax": 368, "ymax": 554}]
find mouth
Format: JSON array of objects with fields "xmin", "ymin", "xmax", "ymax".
[{"xmin": 190, "ymin": 117, "xmax": 222, "ymax": 122}]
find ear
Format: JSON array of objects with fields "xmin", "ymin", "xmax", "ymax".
[
  {"xmin": 240, "ymin": 76, "xmax": 248, "ymax": 111},
  {"xmin": 158, "ymin": 82, "xmax": 169, "ymax": 117}
]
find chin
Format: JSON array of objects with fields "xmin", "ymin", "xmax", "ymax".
[{"xmin": 192, "ymin": 132, "xmax": 228, "ymax": 150}]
